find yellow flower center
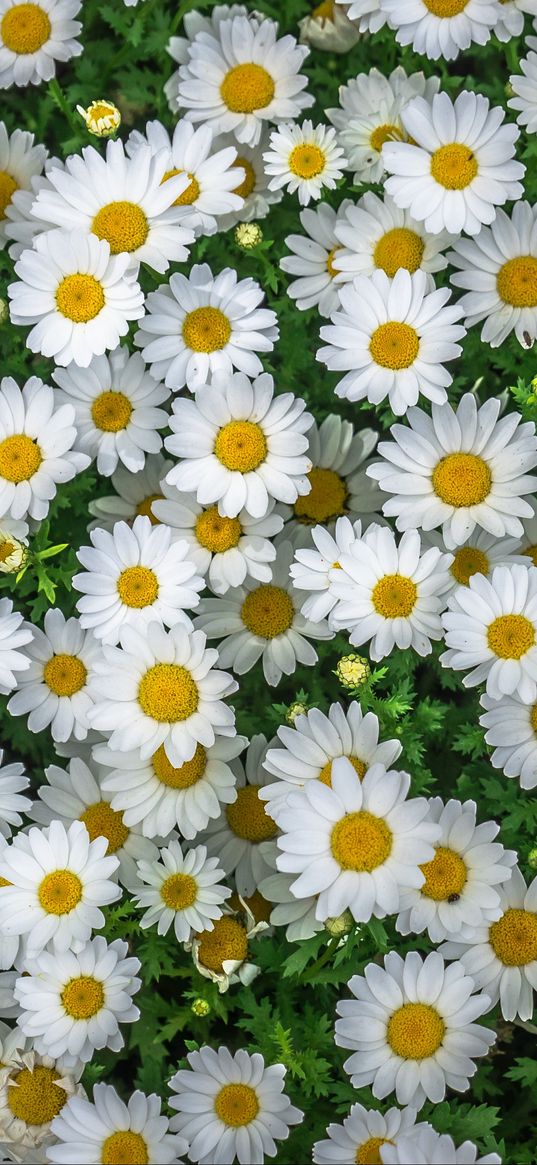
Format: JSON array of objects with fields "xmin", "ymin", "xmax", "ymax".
[
  {"xmin": 420, "ymin": 846, "xmax": 467, "ymax": 901},
  {"xmin": 1, "ymin": 3, "xmax": 51, "ymax": 53},
  {"xmin": 196, "ymin": 916, "xmax": 248, "ymax": 972},
  {"xmin": 214, "ymin": 1082, "xmax": 259, "ymax": 1127},
  {"xmin": 152, "ymin": 742, "xmax": 207, "ymax": 788},
  {"xmin": 450, "ymin": 546, "xmax": 489, "ymax": 586},
  {"xmin": 61, "ymin": 975, "xmax": 105, "ymax": 1019},
  {"xmin": 326, "ymin": 247, "xmax": 341, "ymax": 278},
  {"xmin": 0, "ymin": 170, "xmax": 18, "ymax": 219},
  {"xmin": 0, "ymin": 876, "xmax": 12, "ymax": 887},
  {"xmin": 228, "ymin": 888, "xmax": 272, "ymax": 923},
  {"xmin": 288, "ymin": 143, "xmax": 326, "ymax": 179},
  {"xmin": 369, "ymin": 123, "xmax": 404, "ymax": 153},
  {"xmin": 313, "ymin": 0, "xmax": 336, "ymax": 18},
  {"xmin": 294, "ymin": 466, "xmax": 347, "ymax": 524},
  {"xmin": 523, "ymin": 543, "xmax": 537, "ymax": 567},
  {"xmin": 162, "ymin": 167, "xmax": 200, "ymax": 206},
  {"xmin": 373, "ymin": 227, "xmax": 425, "ymax": 278},
  {"xmin": 160, "ymin": 871, "xmax": 198, "ymax": 910},
  {"xmin": 117, "ymin": 565, "xmax": 159, "ymax": 609},
  {"xmin": 214, "ymin": 419, "xmax": 267, "ymax": 472},
  {"xmin": 432, "ymin": 452, "xmax": 491, "ymax": 507},
  {"xmin": 101, "ymin": 1132, "xmax": 149, "ymax": 1165},
  {"xmin": 318, "ymin": 755, "xmax": 367, "ymax": 786},
  {"xmin": 531, "ymin": 703, "xmax": 537, "ymax": 735},
  {"xmin": 91, "ymin": 390, "xmax": 133, "ymax": 433},
  {"xmin": 387, "ymin": 1002, "xmax": 445, "ymax": 1059},
  {"xmin": 135, "ymin": 494, "xmax": 163, "ymax": 525},
  {"xmin": 0, "ymin": 539, "xmax": 17, "ymax": 563},
  {"xmin": 369, "ymin": 321, "xmax": 420, "ymax": 369},
  {"xmin": 92, "ymin": 201, "xmax": 149, "ymax": 255},
  {"xmin": 232, "ymin": 157, "xmax": 257, "ymax": 199},
  {"xmin": 138, "ymin": 664, "xmax": 199, "ymax": 723},
  {"xmin": 7, "ymin": 1065, "xmax": 67, "ymax": 1126},
  {"xmin": 487, "ymin": 614, "xmax": 535, "ymax": 660},
  {"xmin": 43, "ymin": 654, "xmax": 87, "ymax": 697},
  {"xmin": 226, "ymin": 785, "xmax": 278, "ymax": 842},
  {"xmin": 431, "ymin": 144, "xmax": 478, "ymax": 190},
  {"xmin": 56, "ymin": 273, "xmax": 105, "ymax": 323},
  {"xmin": 38, "ymin": 869, "xmax": 82, "ymax": 915},
  {"xmin": 330, "ymin": 810, "xmax": 392, "ymax": 871},
  {"xmin": 496, "ymin": 256, "xmax": 537, "ymax": 308},
  {"xmin": 489, "ymin": 907, "xmax": 537, "ymax": 966},
  {"xmin": 220, "ymin": 63, "xmax": 275, "ymax": 113},
  {"xmin": 424, "ymin": 0, "xmax": 468, "ymax": 13},
  {"xmin": 356, "ymin": 1138, "xmax": 394, "ymax": 1165},
  {"xmin": 79, "ymin": 801, "xmax": 129, "ymax": 854},
  {"xmin": 372, "ymin": 573, "xmax": 417, "ymax": 619},
  {"xmin": 195, "ymin": 507, "xmax": 242, "ymax": 552},
  {"xmin": 182, "ymin": 306, "xmax": 232, "ymax": 353},
  {"xmin": 241, "ymin": 583, "xmax": 294, "ymax": 638},
  {"xmin": 0, "ymin": 434, "xmax": 42, "ymax": 483}
]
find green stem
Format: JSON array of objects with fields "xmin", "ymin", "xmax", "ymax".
[
  {"xmin": 47, "ymin": 78, "xmax": 82, "ymax": 136},
  {"xmin": 300, "ymin": 937, "xmax": 339, "ymax": 983}
]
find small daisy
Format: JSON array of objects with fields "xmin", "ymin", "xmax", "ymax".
[
  {"xmin": 313, "ymin": 1104, "xmax": 430, "ymax": 1165},
  {"xmin": 280, "ymin": 200, "xmax": 353, "ymax": 317},
  {"xmin": 333, "ymin": 191, "xmax": 452, "ymax": 287},
  {"xmin": 52, "ymin": 347, "xmax": 170, "ymax": 477},
  {"xmin": 290, "ymin": 517, "xmax": 365, "ymax": 623},
  {"xmin": 329, "ymin": 525, "xmax": 452, "ymax": 661},
  {"xmin": 14, "ymin": 936, "xmax": 141, "ymax": 1064},
  {"xmin": 135, "ymin": 262, "xmax": 278, "ymax": 391},
  {"xmin": 509, "ymin": 39, "xmax": 537, "ymax": 132},
  {"xmin": 382, "ymin": 1128, "xmax": 501, "ymax": 1164},
  {"xmin": 480, "ymin": 691, "xmax": 537, "ymax": 790},
  {"xmin": 9, "ymin": 229, "xmax": 145, "ymax": 368},
  {"xmin": 0, "ymin": 750, "xmax": 30, "ymax": 838},
  {"xmin": 335, "ymin": 950, "xmax": 495, "ymax": 1108},
  {"xmin": 189, "ymin": 905, "xmax": 267, "ymax": 993},
  {"xmin": 48, "ymin": 1083, "xmax": 187, "ymax": 1165},
  {"xmin": 87, "ymin": 452, "xmax": 172, "ymax": 532},
  {"xmin": 368, "ymin": 393, "xmax": 537, "ymax": 548},
  {"xmin": 215, "ymin": 135, "xmax": 284, "ymax": 228},
  {"xmin": 0, "ymin": 1048, "xmax": 85, "ymax": 1162},
  {"xmin": 424, "ymin": 529, "xmax": 526, "ymax": 592},
  {"xmin": 290, "ymin": 413, "xmax": 383, "ymax": 531},
  {"xmin": 0, "ymin": 122, "xmax": 46, "ymax": 244},
  {"xmin": 263, "ymin": 120, "xmax": 346, "ymax": 206},
  {"xmin": 0, "ymin": 0, "xmax": 82, "ymax": 89},
  {"xmin": 258, "ymin": 867, "xmax": 321, "ymax": 942},
  {"xmin": 201, "ymin": 735, "xmax": 277, "ymax": 896},
  {"xmin": 0, "ymin": 597, "xmax": 33, "ymax": 694},
  {"xmin": 168, "ymin": 1046, "xmax": 303, "ymax": 1164},
  {"xmin": 317, "ymin": 268, "xmax": 465, "ymax": 416},
  {"xmin": 8, "ymin": 608, "xmax": 100, "ymax": 743},
  {"xmin": 164, "ymin": 5, "xmax": 257, "ymax": 114},
  {"xmin": 164, "ymin": 371, "xmax": 312, "ymax": 519},
  {"xmin": 441, "ymin": 564, "xmax": 537, "ymax": 702},
  {"xmin": 383, "ymin": 91, "xmax": 525, "ymax": 237},
  {"xmin": 381, "ymin": 0, "xmax": 500, "ymax": 61},
  {"xmin": 133, "ymin": 838, "xmax": 231, "ymax": 942},
  {"xmin": 299, "ymin": 0, "xmax": 361, "ymax": 50},
  {"xmin": 334, "ymin": 0, "xmax": 387, "ymax": 33}
]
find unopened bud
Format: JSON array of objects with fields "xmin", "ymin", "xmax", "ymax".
[
  {"xmin": 234, "ymin": 222, "xmax": 263, "ymax": 250},
  {"xmin": 528, "ymin": 846, "xmax": 537, "ymax": 870},
  {"xmin": 0, "ymin": 532, "xmax": 27, "ymax": 574},
  {"xmin": 286, "ymin": 700, "xmax": 309, "ymax": 725},
  {"xmin": 335, "ymin": 654, "xmax": 370, "ymax": 690},
  {"xmin": 77, "ymin": 100, "xmax": 121, "ymax": 137},
  {"xmin": 325, "ymin": 909, "xmax": 354, "ymax": 936},
  {"xmin": 191, "ymin": 998, "xmax": 210, "ymax": 1017},
  {"xmin": 0, "ymin": 299, "xmax": 8, "ymax": 326}
]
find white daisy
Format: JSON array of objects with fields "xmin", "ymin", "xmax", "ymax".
[
  {"xmin": 258, "ymin": 867, "xmax": 321, "ymax": 942},
  {"xmin": 381, "ymin": 0, "xmax": 500, "ymax": 61},
  {"xmin": 280, "ymin": 200, "xmax": 353, "ymax": 317},
  {"xmin": 164, "ymin": 371, "xmax": 312, "ymax": 519},
  {"xmin": 334, "ymin": 0, "xmax": 387, "ymax": 32},
  {"xmin": 263, "ymin": 120, "xmax": 346, "ymax": 206},
  {"xmin": 441, "ymin": 563, "xmax": 537, "ymax": 701},
  {"xmin": 313, "ymin": 1104, "xmax": 430, "ymax": 1165},
  {"xmin": 480, "ymin": 690, "xmax": 537, "ymax": 790},
  {"xmin": 368, "ymin": 393, "xmax": 537, "ymax": 549},
  {"xmin": 299, "ymin": 0, "xmax": 361, "ymax": 51},
  {"xmin": 423, "ymin": 528, "xmax": 527, "ymax": 592},
  {"xmin": 0, "ymin": 1048, "xmax": 85, "ymax": 1162},
  {"xmin": 290, "ymin": 517, "xmax": 365, "ymax": 623},
  {"xmin": 48, "ymin": 1083, "xmax": 186, "ymax": 1165},
  {"xmin": 52, "ymin": 347, "xmax": 170, "ymax": 477},
  {"xmin": 14, "ymin": 936, "xmax": 141, "ymax": 1064},
  {"xmin": 518, "ymin": 496, "xmax": 537, "ymax": 566},
  {"xmin": 201, "ymin": 735, "xmax": 277, "ymax": 896},
  {"xmin": 135, "ymin": 262, "xmax": 278, "ymax": 391},
  {"xmin": 87, "ymin": 451, "xmax": 172, "ymax": 533},
  {"xmin": 335, "ymin": 950, "xmax": 495, "ymax": 1108},
  {"xmin": 7, "ymin": 608, "xmax": 100, "ymax": 743},
  {"xmin": 5, "ymin": 165, "xmax": 60, "ymax": 260},
  {"xmin": 133, "ymin": 838, "xmax": 231, "ymax": 942},
  {"xmin": 213, "ymin": 134, "xmax": 284, "ymax": 228},
  {"xmin": 286, "ymin": 413, "xmax": 383, "ymax": 532},
  {"xmin": 383, "ymin": 91, "xmax": 525, "ymax": 237},
  {"xmin": 0, "ymin": 122, "xmax": 46, "ymax": 244},
  {"xmin": 164, "ymin": 5, "xmax": 257, "ymax": 114},
  {"xmin": 0, "ymin": 0, "xmax": 82, "ymax": 89},
  {"xmin": 0, "ymin": 750, "xmax": 30, "ymax": 839},
  {"xmin": 333, "ymin": 191, "xmax": 453, "ymax": 287},
  {"xmin": 509, "ymin": 40, "xmax": 537, "ymax": 132},
  {"xmin": 495, "ymin": 0, "xmax": 537, "ymax": 39},
  {"xmin": 8, "ymin": 229, "xmax": 145, "ymax": 368},
  {"xmin": 382, "ymin": 1127, "xmax": 501, "ymax": 1164},
  {"xmin": 168, "ymin": 1046, "xmax": 303, "ymax": 1164},
  {"xmin": 189, "ymin": 904, "xmax": 267, "ymax": 993},
  {"xmin": 0, "ymin": 835, "xmax": 22, "ymax": 969},
  {"xmin": 0, "ymin": 597, "xmax": 32, "ymax": 694},
  {"xmin": 317, "ymin": 268, "xmax": 465, "ymax": 416}
]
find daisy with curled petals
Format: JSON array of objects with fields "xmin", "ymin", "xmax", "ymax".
[
  {"xmin": 396, "ymin": 797, "xmax": 516, "ymax": 943},
  {"xmin": 290, "ymin": 413, "xmax": 383, "ymax": 532},
  {"xmin": 441, "ymin": 868, "xmax": 537, "ymax": 1021},
  {"xmin": 368, "ymin": 394, "xmax": 537, "ymax": 549},
  {"xmin": 313, "ymin": 1103, "xmax": 429, "ymax": 1165},
  {"xmin": 441, "ymin": 564, "xmax": 537, "ymax": 702},
  {"xmin": 479, "ymin": 691, "xmax": 537, "ymax": 790},
  {"xmin": 382, "ymin": 1128, "xmax": 501, "ymax": 1164},
  {"xmin": 52, "ymin": 347, "xmax": 170, "ymax": 477},
  {"xmin": 87, "ymin": 451, "xmax": 172, "ymax": 532},
  {"xmin": 0, "ymin": 0, "xmax": 82, "ymax": 89},
  {"xmin": 8, "ymin": 608, "xmax": 100, "ymax": 743},
  {"xmin": 164, "ymin": 4, "xmax": 257, "ymax": 114},
  {"xmin": 164, "ymin": 372, "xmax": 312, "ymax": 519},
  {"xmin": 317, "ymin": 268, "xmax": 465, "ymax": 416},
  {"xmin": 299, "ymin": 1, "xmax": 361, "ymax": 52},
  {"xmin": 0, "ymin": 597, "xmax": 32, "ymax": 694},
  {"xmin": 0, "ymin": 1048, "xmax": 85, "ymax": 1162},
  {"xmin": 0, "ymin": 122, "xmax": 46, "ymax": 244},
  {"xmin": 15, "ymin": 935, "xmax": 140, "ymax": 1064},
  {"xmin": 0, "ymin": 749, "xmax": 30, "ymax": 838},
  {"xmin": 136, "ymin": 262, "xmax": 278, "ymax": 392},
  {"xmin": 329, "ymin": 525, "xmax": 453, "ymax": 661},
  {"xmin": 258, "ymin": 867, "xmax": 321, "ymax": 942},
  {"xmin": 201, "ymin": 735, "xmax": 277, "ymax": 896},
  {"xmin": 189, "ymin": 904, "xmax": 267, "ymax": 993},
  {"xmin": 280, "ymin": 200, "xmax": 354, "ymax": 318},
  {"xmin": 493, "ymin": 0, "xmax": 537, "ymax": 39},
  {"xmin": 509, "ymin": 39, "xmax": 537, "ymax": 133},
  {"xmin": 290, "ymin": 517, "xmax": 364, "ymax": 623},
  {"xmin": 263, "ymin": 121, "xmax": 346, "ymax": 206},
  {"xmin": 333, "ymin": 192, "xmax": 452, "ymax": 288},
  {"xmin": 334, "ymin": 0, "xmax": 387, "ymax": 32},
  {"xmin": 168, "ymin": 1046, "xmax": 303, "ymax": 1165},
  {"xmin": 48, "ymin": 1083, "xmax": 187, "ymax": 1165},
  {"xmin": 8, "ymin": 229, "xmax": 145, "ymax": 368},
  {"xmin": 335, "ymin": 949, "xmax": 495, "ymax": 1108},
  {"xmin": 217, "ymin": 135, "xmax": 284, "ymax": 229},
  {"xmin": 133, "ymin": 838, "xmax": 231, "ymax": 942},
  {"xmin": 423, "ymin": 529, "xmax": 527, "ymax": 593},
  {"xmin": 383, "ymin": 91, "xmax": 525, "ymax": 237},
  {"xmin": 381, "ymin": 0, "xmax": 500, "ymax": 61}
]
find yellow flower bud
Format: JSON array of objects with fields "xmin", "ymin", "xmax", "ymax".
[
  {"xmin": 335, "ymin": 654, "xmax": 370, "ymax": 690},
  {"xmin": 528, "ymin": 847, "xmax": 537, "ymax": 871},
  {"xmin": 325, "ymin": 909, "xmax": 354, "ymax": 936},
  {"xmin": 0, "ymin": 532, "xmax": 27, "ymax": 574},
  {"xmin": 191, "ymin": 998, "xmax": 211, "ymax": 1017},
  {"xmin": 234, "ymin": 222, "xmax": 263, "ymax": 250},
  {"xmin": 77, "ymin": 100, "xmax": 121, "ymax": 138},
  {"xmin": 286, "ymin": 701, "xmax": 309, "ymax": 725},
  {"xmin": 0, "ymin": 299, "xmax": 8, "ymax": 326}
]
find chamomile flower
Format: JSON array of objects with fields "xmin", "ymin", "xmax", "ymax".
[
  {"xmin": 494, "ymin": 0, "xmax": 537, "ymax": 38},
  {"xmin": 200, "ymin": 735, "xmax": 277, "ymax": 896},
  {"xmin": 313, "ymin": 1104, "xmax": 430, "ymax": 1165},
  {"xmin": 333, "ymin": 192, "xmax": 452, "ymax": 287},
  {"xmin": 0, "ymin": 123, "xmax": 46, "ymax": 244},
  {"xmin": 8, "ymin": 609, "xmax": 100, "ymax": 743},
  {"xmin": 0, "ymin": 597, "xmax": 33, "ymax": 694},
  {"xmin": 335, "ymin": 950, "xmax": 495, "ymax": 1108},
  {"xmin": 168, "ymin": 1046, "xmax": 303, "ymax": 1164},
  {"xmin": 164, "ymin": 5, "xmax": 257, "ymax": 114},
  {"xmin": 299, "ymin": 0, "xmax": 361, "ymax": 51},
  {"xmin": 441, "ymin": 564, "xmax": 537, "ymax": 702},
  {"xmin": 52, "ymin": 347, "xmax": 170, "ymax": 477},
  {"xmin": 317, "ymin": 268, "xmax": 465, "ymax": 416},
  {"xmin": 14, "ymin": 936, "xmax": 141, "ymax": 1063},
  {"xmin": 135, "ymin": 262, "xmax": 278, "ymax": 391},
  {"xmin": 280, "ymin": 200, "xmax": 353, "ymax": 317},
  {"xmin": 133, "ymin": 839, "xmax": 231, "ymax": 942},
  {"xmin": 290, "ymin": 414, "xmax": 383, "ymax": 532},
  {"xmin": 381, "ymin": 0, "xmax": 500, "ymax": 61},
  {"xmin": 4, "ymin": 166, "xmax": 58, "ymax": 259},
  {"xmin": 0, "ymin": 751, "xmax": 30, "ymax": 838},
  {"xmin": 0, "ymin": 838, "xmax": 21, "ymax": 969},
  {"xmin": 334, "ymin": 0, "xmax": 387, "ymax": 32},
  {"xmin": 9, "ymin": 229, "xmax": 145, "ymax": 368},
  {"xmin": 423, "ymin": 529, "xmax": 526, "ymax": 592},
  {"xmin": 0, "ymin": 0, "xmax": 82, "ymax": 89},
  {"xmin": 290, "ymin": 517, "xmax": 364, "ymax": 623},
  {"xmin": 509, "ymin": 41, "xmax": 537, "ymax": 132},
  {"xmin": 480, "ymin": 691, "xmax": 537, "ymax": 789},
  {"xmin": 215, "ymin": 135, "xmax": 284, "ymax": 227},
  {"xmin": 368, "ymin": 394, "xmax": 537, "ymax": 548},
  {"xmin": 383, "ymin": 91, "xmax": 525, "ymax": 237},
  {"xmin": 0, "ymin": 1048, "xmax": 85, "ymax": 1162},
  {"xmin": 382, "ymin": 1128, "xmax": 501, "ymax": 1164},
  {"xmin": 164, "ymin": 372, "xmax": 312, "ymax": 519},
  {"xmin": 87, "ymin": 452, "xmax": 172, "ymax": 532},
  {"xmin": 263, "ymin": 120, "xmax": 346, "ymax": 206},
  {"xmin": 189, "ymin": 905, "xmax": 267, "ymax": 992},
  {"xmin": 48, "ymin": 1083, "xmax": 186, "ymax": 1165},
  {"xmin": 258, "ymin": 867, "xmax": 321, "ymax": 941}
]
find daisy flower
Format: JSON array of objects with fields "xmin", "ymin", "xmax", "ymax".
[
  {"xmin": 423, "ymin": 529, "xmax": 526, "ymax": 592},
  {"xmin": 441, "ymin": 563, "xmax": 537, "ymax": 702},
  {"xmin": 0, "ymin": 750, "xmax": 30, "ymax": 838},
  {"xmin": 0, "ymin": 1048, "xmax": 85, "ymax": 1162},
  {"xmin": 263, "ymin": 120, "xmax": 346, "ymax": 206},
  {"xmin": 480, "ymin": 691, "xmax": 537, "ymax": 789},
  {"xmin": 280, "ymin": 200, "xmax": 353, "ymax": 317},
  {"xmin": 288, "ymin": 414, "xmax": 383, "ymax": 533},
  {"xmin": 176, "ymin": 13, "xmax": 313, "ymax": 148},
  {"xmin": 87, "ymin": 452, "xmax": 172, "ymax": 533},
  {"xmin": 368, "ymin": 393, "xmax": 537, "ymax": 549},
  {"xmin": 88, "ymin": 622, "xmax": 238, "ymax": 767},
  {"xmin": 518, "ymin": 497, "xmax": 537, "ymax": 565},
  {"xmin": 509, "ymin": 39, "xmax": 537, "ymax": 132},
  {"xmin": 258, "ymin": 867, "xmax": 321, "ymax": 942},
  {"xmin": 381, "ymin": 0, "xmax": 500, "ymax": 61},
  {"xmin": 335, "ymin": 950, "xmax": 495, "ymax": 1108},
  {"xmin": 0, "ymin": 597, "xmax": 32, "ymax": 694},
  {"xmin": 201, "ymin": 735, "xmax": 277, "ymax": 896},
  {"xmin": 334, "ymin": 0, "xmax": 387, "ymax": 32},
  {"xmin": 329, "ymin": 525, "xmax": 452, "ymax": 661},
  {"xmin": 189, "ymin": 904, "xmax": 268, "ymax": 993},
  {"xmin": 215, "ymin": 134, "xmax": 284, "ymax": 228},
  {"xmin": 164, "ymin": 4, "xmax": 257, "ymax": 114},
  {"xmin": 133, "ymin": 839, "xmax": 231, "ymax": 942},
  {"xmin": 299, "ymin": 0, "xmax": 361, "ymax": 51},
  {"xmin": 48, "ymin": 1083, "xmax": 186, "ymax": 1165},
  {"xmin": 14, "ymin": 935, "xmax": 141, "ymax": 1064},
  {"xmin": 313, "ymin": 1104, "xmax": 430, "ymax": 1165},
  {"xmin": 168, "ymin": 1046, "xmax": 303, "ymax": 1164},
  {"xmin": 52, "ymin": 347, "xmax": 170, "ymax": 477},
  {"xmin": 8, "ymin": 229, "xmax": 145, "ymax": 368},
  {"xmin": 8, "ymin": 608, "xmax": 100, "ymax": 743},
  {"xmin": 317, "ymin": 268, "xmax": 465, "ymax": 416},
  {"xmin": 135, "ymin": 262, "xmax": 278, "ymax": 391},
  {"xmin": 383, "ymin": 91, "xmax": 525, "ymax": 237},
  {"xmin": 0, "ymin": 0, "xmax": 82, "ymax": 89},
  {"xmin": 164, "ymin": 372, "xmax": 312, "ymax": 519},
  {"xmin": 290, "ymin": 517, "xmax": 365, "ymax": 623},
  {"xmin": 0, "ymin": 122, "xmax": 46, "ymax": 244},
  {"xmin": 0, "ymin": 836, "xmax": 24, "ymax": 968},
  {"xmin": 382, "ymin": 1128, "xmax": 501, "ymax": 1164},
  {"xmin": 333, "ymin": 191, "xmax": 453, "ymax": 287},
  {"xmin": 495, "ymin": 0, "xmax": 537, "ymax": 38},
  {"xmin": 4, "ymin": 166, "xmax": 58, "ymax": 259}
]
